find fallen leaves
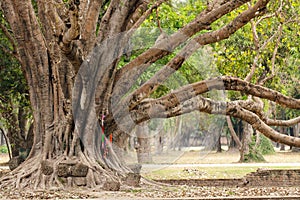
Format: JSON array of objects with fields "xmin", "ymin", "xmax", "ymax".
[{"xmin": 0, "ymin": 183, "xmax": 299, "ymax": 199}]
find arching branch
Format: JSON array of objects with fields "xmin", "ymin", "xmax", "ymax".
[
  {"xmin": 226, "ymin": 99, "xmax": 300, "ymax": 127},
  {"xmin": 113, "ymin": 0, "xmax": 252, "ymax": 100},
  {"xmin": 266, "ymin": 116, "xmax": 300, "ymax": 127},
  {"xmin": 222, "ymin": 76, "xmax": 300, "ymax": 109},
  {"xmin": 131, "ymin": 95, "xmax": 300, "ymax": 147},
  {"xmin": 126, "ymin": 0, "xmax": 270, "ymax": 110},
  {"xmin": 113, "ymin": 74, "xmax": 299, "ymax": 138},
  {"xmin": 152, "ymin": 76, "xmax": 300, "ymax": 110}
]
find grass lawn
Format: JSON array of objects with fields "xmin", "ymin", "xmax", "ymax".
[
  {"xmin": 143, "ymin": 165, "xmax": 300, "ymax": 180},
  {"xmin": 142, "ymin": 149, "xmax": 300, "ymax": 180}
]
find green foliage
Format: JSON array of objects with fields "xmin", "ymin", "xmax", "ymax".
[
  {"xmin": 0, "ymin": 14, "xmax": 31, "ymax": 129},
  {"xmin": 257, "ymin": 134, "xmax": 275, "ymax": 155},
  {"xmin": 212, "ymin": 0, "xmax": 300, "ymax": 103},
  {"xmin": 243, "ymin": 148, "xmax": 265, "ymax": 163},
  {"xmin": 0, "ymin": 145, "xmax": 8, "ymax": 154},
  {"xmin": 120, "ymin": 1, "xmax": 212, "ymax": 99},
  {"xmin": 144, "ymin": 0, "xmax": 205, "ymax": 31},
  {"xmin": 244, "ymin": 134, "xmax": 275, "ymax": 163}
]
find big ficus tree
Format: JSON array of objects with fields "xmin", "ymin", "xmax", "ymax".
[{"xmin": 0, "ymin": 0, "xmax": 299, "ymax": 190}]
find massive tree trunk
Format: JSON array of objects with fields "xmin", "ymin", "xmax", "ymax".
[
  {"xmin": 0, "ymin": 0, "xmax": 133, "ymax": 189},
  {"xmin": 2, "ymin": 0, "xmax": 299, "ymax": 191}
]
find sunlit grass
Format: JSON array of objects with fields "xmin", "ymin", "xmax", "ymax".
[
  {"xmin": 143, "ymin": 166, "xmax": 300, "ymax": 180},
  {"xmin": 142, "ymin": 150, "xmax": 300, "ymax": 180}
]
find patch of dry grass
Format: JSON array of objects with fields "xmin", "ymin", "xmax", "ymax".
[
  {"xmin": 174, "ymin": 150, "xmax": 240, "ymax": 164},
  {"xmin": 173, "ymin": 149, "xmax": 300, "ymax": 164},
  {"xmin": 143, "ymin": 149, "xmax": 300, "ymax": 180}
]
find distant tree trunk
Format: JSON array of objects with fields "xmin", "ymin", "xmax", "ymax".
[
  {"xmin": 226, "ymin": 116, "xmax": 242, "ymax": 150},
  {"xmin": 0, "ymin": 128, "xmax": 12, "ymax": 160},
  {"xmin": 0, "ymin": 132, "xmax": 3, "ymax": 146},
  {"xmin": 172, "ymin": 116, "xmax": 183, "ymax": 151},
  {"xmin": 239, "ymin": 121, "xmax": 253, "ymax": 162},
  {"xmin": 204, "ymin": 116, "xmax": 223, "ymax": 151},
  {"xmin": 292, "ymin": 124, "xmax": 300, "ymax": 152},
  {"xmin": 156, "ymin": 134, "xmax": 164, "ymax": 154},
  {"xmin": 280, "ymin": 127, "xmax": 286, "ymax": 151},
  {"xmin": 255, "ymin": 130, "xmax": 261, "ymax": 148},
  {"xmin": 2, "ymin": 105, "xmax": 33, "ymax": 170},
  {"xmin": 216, "ymin": 134, "xmax": 222, "ymax": 152},
  {"xmin": 136, "ymin": 122, "xmax": 152, "ymax": 163}
]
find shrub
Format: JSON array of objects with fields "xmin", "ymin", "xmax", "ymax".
[
  {"xmin": 243, "ymin": 134, "xmax": 275, "ymax": 163},
  {"xmin": 257, "ymin": 134, "xmax": 275, "ymax": 155}
]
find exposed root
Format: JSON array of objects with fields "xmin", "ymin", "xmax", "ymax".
[{"xmin": 0, "ymin": 151, "xmax": 125, "ymax": 191}]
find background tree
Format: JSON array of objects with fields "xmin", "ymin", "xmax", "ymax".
[
  {"xmin": 213, "ymin": 0, "xmax": 300, "ymax": 161},
  {"xmin": 0, "ymin": 0, "xmax": 299, "ymax": 191},
  {"xmin": 0, "ymin": 17, "xmax": 33, "ymax": 169}
]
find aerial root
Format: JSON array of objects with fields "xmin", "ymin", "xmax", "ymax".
[
  {"xmin": 48, "ymin": 155, "xmax": 67, "ymax": 188},
  {"xmin": 0, "ymin": 155, "xmax": 62, "ymax": 190}
]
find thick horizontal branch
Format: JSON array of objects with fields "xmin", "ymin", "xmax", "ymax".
[
  {"xmin": 222, "ymin": 76, "xmax": 300, "ymax": 109},
  {"xmin": 114, "ymin": 75, "xmax": 298, "ymax": 137},
  {"xmin": 130, "ymin": 95, "xmax": 300, "ymax": 147},
  {"xmin": 227, "ymin": 101, "xmax": 300, "ymax": 147},
  {"xmin": 227, "ymin": 99, "xmax": 300, "ymax": 127},
  {"xmin": 155, "ymin": 76, "xmax": 300, "ymax": 110}
]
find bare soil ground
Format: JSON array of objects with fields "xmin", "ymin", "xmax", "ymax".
[
  {"xmin": 1, "ymin": 150, "xmax": 300, "ymax": 199},
  {"xmin": 0, "ymin": 153, "xmax": 9, "ymax": 165}
]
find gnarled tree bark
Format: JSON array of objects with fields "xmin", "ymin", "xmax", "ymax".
[{"xmin": 1, "ymin": 0, "xmax": 298, "ymax": 191}]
